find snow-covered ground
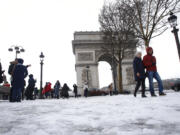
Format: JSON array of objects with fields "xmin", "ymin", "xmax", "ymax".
[{"xmin": 0, "ymin": 91, "xmax": 180, "ymax": 135}]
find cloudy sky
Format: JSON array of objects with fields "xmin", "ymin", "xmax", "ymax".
[{"xmin": 0, "ymin": 0, "xmax": 180, "ymax": 89}]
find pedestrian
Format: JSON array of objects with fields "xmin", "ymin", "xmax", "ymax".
[
  {"xmin": 34, "ymin": 87, "xmax": 38, "ymax": 99},
  {"xmin": 42, "ymin": 82, "xmax": 52, "ymax": 99},
  {"xmin": 11, "ymin": 58, "xmax": 28, "ymax": 102},
  {"xmin": 143, "ymin": 47, "xmax": 166, "ymax": 97},
  {"xmin": 83, "ymin": 83, "xmax": 88, "ymax": 98},
  {"xmin": 54, "ymin": 80, "xmax": 61, "ymax": 99},
  {"xmin": 108, "ymin": 83, "xmax": 113, "ymax": 96},
  {"xmin": 133, "ymin": 52, "xmax": 147, "ymax": 98},
  {"xmin": 62, "ymin": 83, "xmax": 69, "ymax": 98},
  {"xmin": 8, "ymin": 59, "xmax": 18, "ymax": 102},
  {"xmin": 51, "ymin": 88, "xmax": 54, "ymax": 99},
  {"xmin": 73, "ymin": 84, "xmax": 78, "ymax": 98},
  {"xmin": 0, "ymin": 62, "xmax": 5, "ymax": 84},
  {"xmin": 25, "ymin": 74, "xmax": 36, "ymax": 100}
]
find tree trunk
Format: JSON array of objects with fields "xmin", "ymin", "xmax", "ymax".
[
  {"xmin": 118, "ymin": 51, "xmax": 123, "ymax": 93},
  {"xmin": 118, "ymin": 61, "xmax": 123, "ymax": 93},
  {"xmin": 144, "ymin": 39, "xmax": 150, "ymax": 47}
]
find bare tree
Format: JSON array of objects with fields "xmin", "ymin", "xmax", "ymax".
[
  {"xmin": 99, "ymin": 2, "xmax": 137, "ymax": 93},
  {"xmin": 119, "ymin": 0, "xmax": 180, "ymax": 47}
]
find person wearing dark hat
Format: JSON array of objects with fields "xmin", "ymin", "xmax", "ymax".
[
  {"xmin": 12, "ymin": 58, "xmax": 28, "ymax": 102},
  {"xmin": 25, "ymin": 74, "xmax": 36, "ymax": 100},
  {"xmin": 143, "ymin": 47, "xmax": 166, "ymax": 97}
]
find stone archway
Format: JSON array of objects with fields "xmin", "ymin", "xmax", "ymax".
[
  {"xmin": 72, "ymin": 31, "xmax": 136, "ymax": 95},
  {"xmin": 97, "ymin": 53, "xmax": 118, "ymax": 90}
]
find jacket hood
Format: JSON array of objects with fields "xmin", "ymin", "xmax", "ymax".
[{"xmin": 146, "ymin": 47, "xmax": 153, "ymax": 55}]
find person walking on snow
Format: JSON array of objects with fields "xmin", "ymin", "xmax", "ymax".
[
  {"xmin": 143, "ymin": 47, "xmax": 166, "ymax": 97},
  {"xmin": 133, "ymin": 52, "xmax": 147, "ymax": 98},
  {"xmin": 108, "ymin": 83, "xmax": 113, "ymax": 96},
  {"xmin": 62, "ymin": 83, "xmax": 70, "ymax": 98},
  {"xmin": 54, "ymin": 80, "xmax": 61, "ymax": 99},
  {"xmin": 73, "ymin": 84, "xmax": 78, "ymax": 98},
  {"xmin": 83, "ymin": 83, "xmax": 88, "ymax": 98},
  {"xmin": 25, "ymin": 74, "xmax": 36, "ymax": 100},
  {"xmin": 12, "ymin": 59, "xmax": 28, "ymax": 102}
]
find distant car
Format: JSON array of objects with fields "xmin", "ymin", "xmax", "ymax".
[
  {"xmin": 170, "ymin": 79, "xmax": 180, "ymax": 91},
  {"xmin": 88, "ymin": 88, "xmax": 109, "ymax": 96}
]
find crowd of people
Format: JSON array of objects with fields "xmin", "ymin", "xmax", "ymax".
[
  {"xmin": 0, "ymin": 58, "xmax": 80, "ymax": 102},
  {"xmin": 133, "ymin": 47, "xmax": 166, "ymax": 97},
  {"xmin": 0, "ymin": 46, "xmax": 167, "ymax": 102}
]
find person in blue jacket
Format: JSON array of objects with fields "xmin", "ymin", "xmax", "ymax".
[
  {"xmin": 133, "ymin": 52, "xmax": 147, "ymax": 98},
  {"xmin": 12, "ymin": 58, "xmax": 28, "ymax": 102}
]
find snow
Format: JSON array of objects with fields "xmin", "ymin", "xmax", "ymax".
[{"xmin": 0, "ymin": 91, "xmax": 180, "ymax": 135}]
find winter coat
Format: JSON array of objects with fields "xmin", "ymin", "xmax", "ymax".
[
  {"xmin": 133, "ymin": 56, "xmax": 146, "ymax": 81},
  {"xmin": 62, "ymin": 84, "xmax": 69, "ymax": 98},
  {"xmin": 0, "ymin": 63, "xmax": 3, "ymax": 83},
  {"xmin": 12, "ymin": 63, "xmax": 28, "ymax": 89},
  {"xmin": 25, "ymin": 77, "xmax": 36, "ymax": 99},
  {"xmin": 42, "ymin": 83, "xmax": 52, "ymax": 94},
  {"xmin": 73, "ymin": 85, "xmax": 78, "ymax": 94},
  {"xmin": 28, "ymin": 77, "xmax": 36, "ymax": 88},
  {"xmin": 54, "ymin": 82, "xmax": 60, "ymax": 90},
  {"xmin": 143, "ymin": 47, "xmax": 157, "ymax": 72}
]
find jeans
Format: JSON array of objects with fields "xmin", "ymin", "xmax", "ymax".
[
  {"xmin": 147, "ymin": 71, "xmax": 163, "ymax": 93},
  {"xmin": 12, "ymin": 88, "xmax": 22, "ymax": 101}
]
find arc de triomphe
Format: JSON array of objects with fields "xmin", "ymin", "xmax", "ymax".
[{"xmin": 72, "ymin": 31, "xmax": 136, "ymax": 95}]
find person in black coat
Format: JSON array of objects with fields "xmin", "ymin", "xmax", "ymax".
[
  {"xmin": 62, "ymin": 83, "xmax": 69, "ymax": 98},
  {"xmin": 25, "ymin": 74, "xmax": 36, "ymax": 100},
  {"xmin": 0, "ymin": 61, "xmax": 5, "ymax": 84},
  {"xmin": 133, "ymin": 52, "xmax": 146, "ymax": 98},
  {"xmin": 12, "ymin": 59, "xmax": 28, "ymax": 102},
  {"xmin": 8, "ymin": 59, "xmax": 18, "ymax": 102},
  {"xmin": 73, "ymin": 84, "xmax": 78, "ymax": 98}
]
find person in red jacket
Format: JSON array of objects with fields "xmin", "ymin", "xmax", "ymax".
[
  {"xmin": 42, "ymin": 82, "xmax": 52, "ymax": 98},
  {"xmin": 143, "ymin": 47, "xmax": 166, "ymax": 96}
]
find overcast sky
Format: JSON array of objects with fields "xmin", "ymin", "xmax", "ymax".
[{"xmin": 0, "ymin": 0, "xmax": 180, "ymax": 89}]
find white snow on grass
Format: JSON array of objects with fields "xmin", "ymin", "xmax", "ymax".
[{"xmin": 0, "ymin": 91, "xmax": 180, "ymax": 135}]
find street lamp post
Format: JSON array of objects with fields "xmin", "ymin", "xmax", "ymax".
[
  {"xmin": 86, "ymin": 65, "xmax": 89, "ymax": 87},
  {"xmin": 39, "ymin": 52, "xmax": 45, "ymax": 99},
  {"xmin": 168, "ymin": 12, "xmax": 180, "ymax": 62},
  {"xmin": 8, "ymin": 45, "xmax": 25, "ymax": 59}
]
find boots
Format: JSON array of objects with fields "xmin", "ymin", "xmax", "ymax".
[
  {"xmin": 134, "ymin": 92, "xmax": 137, "ymax": 97},
  {"xmin": 151, "ymin": 92, "xmax": 157, "ymax": 97},
  {"xmin": 159, "ymin": 92, "xmax": 166, "ymax": 96},
  {"xmin": 142, "ymin": 94, "xmax": 147, "ymax": 98}
]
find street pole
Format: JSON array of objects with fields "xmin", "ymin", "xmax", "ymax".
[
  {"xmin": 15, "ymin": 51, "xmax": 18, "ymax": 59},
  {"xmin": 172, "ymin": 27, "xmax": 180, "ymax": 61},
  {"xmin": 40, "ymin": 60, "xmax": 43, "ymax": 99},
  {"xmin": 8, "ymin": 45, "xmax": 25, "ymax": 59}
]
